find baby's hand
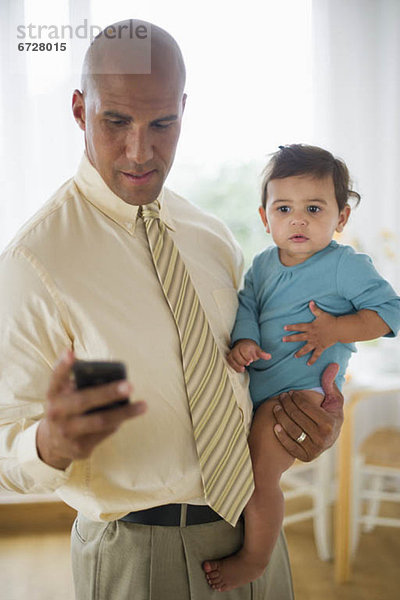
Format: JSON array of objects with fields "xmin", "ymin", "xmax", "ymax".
[
  {"xmin": 227, "ymin": 339, "xmax": 271, "ymax": 373},
  {"xmin": 283, "ymin": 301, "xmax": 338, "ymax": 365}
]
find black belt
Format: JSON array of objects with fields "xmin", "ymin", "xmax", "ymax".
[{"xmin": 119, "ymin": 503, "xmax": 223, "ymax": 527}]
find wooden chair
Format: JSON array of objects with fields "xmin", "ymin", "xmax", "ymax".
[
  {"xmin": 335, "ymin": 382, "xmax": 400, "ymax": 582},
  {"xmin": 351, "ymin": 427, "xmax": 400, "ymax": 552},
  {"xmin": 282, "ymin": 448, "xmax": 335, "ymax": 560}
]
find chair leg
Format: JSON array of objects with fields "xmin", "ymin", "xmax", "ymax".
[
  {"xmin": 351, "ymin": 454, "xmax": 363, "ymax": 557},
  {"xmin": 363, "ymin": 473, "xmax": 383, "ymax": 532},
  {"xmin": 334, "ymin": 400, "xmax": 354, "ymax": 583},
  {"xmin": 312, "ymin": 451, "xmax": 333, "ymax": 560}
]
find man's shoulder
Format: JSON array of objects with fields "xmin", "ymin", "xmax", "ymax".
[
  {"xmin": 165, "ymin": 187, "xmax": 240, "ymax": 247},
  {"xmin": 2, "ymin": 177, "xmax": 76, "ymax": 257},
  {"xmin": 165, "ymin": 187, "xmax": 227, "ymax": 225}
]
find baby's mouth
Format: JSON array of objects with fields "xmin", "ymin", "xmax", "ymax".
[{"xmin": 289, "ymin": 234, "xmax": 309, "ymax": 242}]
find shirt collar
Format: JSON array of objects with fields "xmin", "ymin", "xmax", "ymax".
[{"xmin": 73, "ymin": 153, "xmax": 175, "ymax": 234}]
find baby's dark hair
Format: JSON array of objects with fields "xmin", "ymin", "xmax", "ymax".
[{"xmin": 261, "ymin": 144, "xmax": 361, "ymax": 211}]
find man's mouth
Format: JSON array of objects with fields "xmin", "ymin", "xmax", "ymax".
[{"xmin": 121, "ymin": 170, "xmax": 156, "ymax": 185}]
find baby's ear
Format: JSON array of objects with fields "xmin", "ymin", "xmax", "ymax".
[
  {"xmin": 258, "ymin": 206, "xmax": 270, "ymax": 233},
  {"xmin": 336, "ymin": 204, "xmax": 351, "ymax": 232}
]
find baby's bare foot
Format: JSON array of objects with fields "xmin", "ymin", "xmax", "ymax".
[{"xmin": 203, "ymin": 553, "xmax": 266, "ymax": 592}]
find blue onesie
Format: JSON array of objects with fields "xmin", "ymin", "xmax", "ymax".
[{"xmin": 231, "ymin": 241, "xmax": 400, "ymax": 409}]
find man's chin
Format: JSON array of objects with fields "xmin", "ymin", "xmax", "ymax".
[{"xmin": 113, "ymin": 178, "xmax": 164, "ymax": 206}]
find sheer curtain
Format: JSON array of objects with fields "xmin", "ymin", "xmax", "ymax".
[
  {"xmin": 0, "ymin": 0, "xmax": 315, "ymax": 250},
  {"xmin": 1, "ymin": 0, "xmax": 400, "ymax": 287},
  {"xmin": 311, "ymin": 0, "xmax": 400, "ymax": 290},
  {"xmin": 0, "ymin": 0, "xmax": 89, "ymax": 250}
]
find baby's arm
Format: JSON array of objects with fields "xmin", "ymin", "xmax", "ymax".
[
  {"xmin": 227, "ymin": 340, "xmax": 271, "ymax": 373},
  {"xmin": 229, "ymin": 262, "xmax": 271, "ymax": 372},
  {"xmin": 284, "ymin": 300, "xmax": 391, "ymax": 365}
]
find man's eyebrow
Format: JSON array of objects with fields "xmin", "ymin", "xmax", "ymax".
[
  {"xmin": 103, "ymin": 110, "xmax": 132, "ymax": 121},
  {"xmin": 102, "ymin": 111, "xmax": 178, "ymax": 124},
  {"xmin": 150, "ymin": 114, "xmax": 178, "ymax": 124}
]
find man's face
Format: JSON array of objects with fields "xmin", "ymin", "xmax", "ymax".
[{"xmin": 73, "ymin": 73, "xmax": 186, "ymax": 205}]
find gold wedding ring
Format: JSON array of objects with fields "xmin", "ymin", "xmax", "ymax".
[{"xmin": 296, "ymin": 431, "xmax": 307, "ymax": 443}]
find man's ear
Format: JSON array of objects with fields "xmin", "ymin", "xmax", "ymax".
[
  {"xmin": 258, "ymin": 206, "xmax": 270, "ymax": 233},
  {"xmin": 72, "ymin": 90, "xmax": 86, "ymax": 131},
  {"xmin": 336, "ymin": 204, "xmax": 351, "ymax": 233}
]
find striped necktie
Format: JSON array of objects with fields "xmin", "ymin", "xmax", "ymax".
[{"xmin": 139, "ymin": 200, "xmax": 254, "ymax": 526}]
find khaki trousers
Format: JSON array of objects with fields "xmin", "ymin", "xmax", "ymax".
[{"xmin": 71, "ymin": 514, "xmax": 294, "ymax": 600}]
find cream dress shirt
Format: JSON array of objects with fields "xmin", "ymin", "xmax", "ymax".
[{"xmin": 0, "ymin": 154, "xmax": 253, "ymax": 521}]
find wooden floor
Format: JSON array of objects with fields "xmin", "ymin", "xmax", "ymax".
[
  {"xmin": 285, "ymin": 500, "xmax": 400, "ymax": 599},
  {"xmin": 0, "ymin": 500, "xmax": 399, "ymax": 599}
]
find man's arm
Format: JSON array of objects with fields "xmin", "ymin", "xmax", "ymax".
[
  {"xmin": 272, "ymin": 363, "xmax": 343, "ymax": 461},
  {"xmin": 37, "ymin": 350, "xmax": 146, "ymax": 470},
  {"xmin": 0, "ymin": 249, "xmax": 146, "ymax": 492}
]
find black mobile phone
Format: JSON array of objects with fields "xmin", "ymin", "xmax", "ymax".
[{"xmin": 72, "ymin": 360, "xmax": 129, "ymax": 414}]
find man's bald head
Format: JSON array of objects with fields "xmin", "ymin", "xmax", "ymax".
[
  {"xmin": 81, "ymin": 20, "xmax": 186, "ymax": 97},
  {"xmin": 72, "ymin": 20, "xmax": 187, "ymax": 206}
]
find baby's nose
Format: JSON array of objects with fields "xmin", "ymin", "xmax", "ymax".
[{"xmin": 290, "ymin": 214, "xmax": 307, "ymax": 225}]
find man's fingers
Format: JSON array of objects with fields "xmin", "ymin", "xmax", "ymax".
[
  {"xmin": 273, "ymin": 421, "xmax": 314, "ymax": 461},
  {"xmin": 273, "ymin": 395, "xmax": 319, "ymax": 436},
  {"xmin": 128, "ymin": 400, "xmax": 148, "ymax": 418},
  {"xmin": 321, "ymin": 362, "xmax": 340, "ymax": 396},
  {"xmin": 61, "ymin": 400, "xmax": 147, "ymax": 437},
  {"xmin": 274, "ymin": 382, "xmax": 344, "ymax": 461},
  {"xmin": 57, "ymin": 401, "xmax": 147, "ymax": 461},
  {"xmin": 274, "ymin": 392, "xmax": 332, "ymax": 459},
  {"xmin": 75, "ymin": 380, "xmax": 133, "ymax": 414},
  {"xmin": 281, "ymin": 391, "xmax": 324, "ymax": 424},
  {"xmin": 50, "ymin": 380, "xmax": 133, "ymax": 418},
  {"xmin": 290, "ymin": 389, "xmax": 341, "ymax": 449},
  {"xmin": 47, "ymin": 349, "xmax": 75, "ymax": 398},
  {"xmin": 321, "ymin": 363, "xmax": 343, "ymax": 412}
]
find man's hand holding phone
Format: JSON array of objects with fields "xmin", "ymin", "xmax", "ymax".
[{"xmin": 36, "ymin": 349, "xmax": 147, "ymax": 471}]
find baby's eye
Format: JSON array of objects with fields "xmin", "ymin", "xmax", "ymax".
[
  {"xmin": 277, "ymin": 206, "xmax": 290, "ymax": 213},
  {"xmin": 308, "ymin": 205, "xmax": 321, "ymax": 213}
]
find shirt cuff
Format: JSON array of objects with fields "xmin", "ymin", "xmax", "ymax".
[
  {"xmin": 375, "ymin": 306, "xmax": 400, "ymax": 338},
  {"xmin": 16, "ymin": 422, "xmax": 71, "ymax": 493}
]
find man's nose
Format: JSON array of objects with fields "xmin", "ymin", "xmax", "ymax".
[{"xmin": 125, "ymin": 128, "xmax": 153, "ymax": 164}]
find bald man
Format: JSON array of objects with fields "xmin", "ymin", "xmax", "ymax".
[{"xmin": 0, "ymin": 21, "xmax": 344, "ymax": 600}]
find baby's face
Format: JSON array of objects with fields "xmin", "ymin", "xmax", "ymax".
[{"xmin": 260, "ymin": 174, "xmax": 350, "ymax": 267}]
